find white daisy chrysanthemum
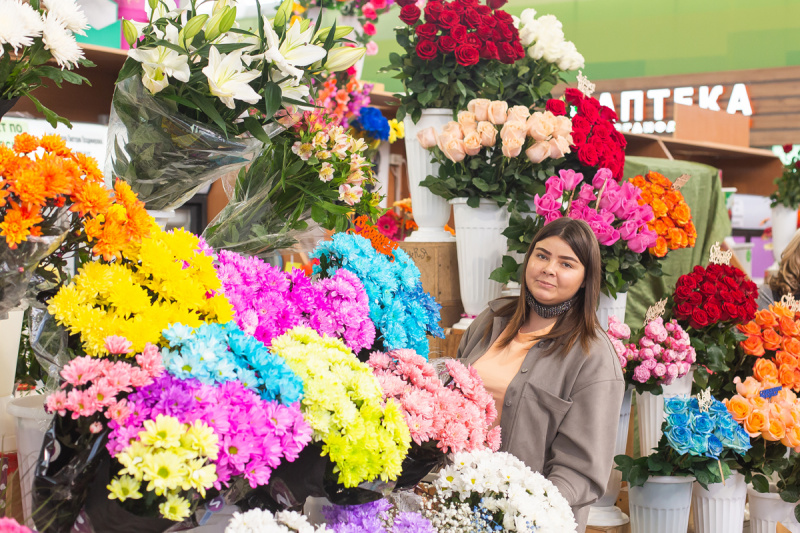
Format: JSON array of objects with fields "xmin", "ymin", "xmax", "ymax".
[
  {"xmin": 41, "ymin": 14, "xmax": 84, "ymax": 69},
  {"xmin": 42, "ymin": 0, "xmax": 89, "ymax": 36},
  {"xmin": 0, "ymin": 0, "xmax": 44, "ymax": 52}
]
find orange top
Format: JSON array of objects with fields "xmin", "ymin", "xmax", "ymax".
[{"xmin": 473, "ymin": 324, "xmax": 553, "ymax": 424}]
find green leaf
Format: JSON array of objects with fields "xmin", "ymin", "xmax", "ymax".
[
  {"xmin": 243, "ymin": 117, "xmax": 271, "ymax": 144},
  {"xmin": 117, "ymin": 58, "xmax": 142, "ymax": 83},
  {"xmin": 473, "ymin": 178, "xmax": 490, "ymax": 192},
  {"xmin": 751, "ymin": 474, "xmax": 770, "ymax": 494},
  {"xmin": 189, "ymin": 92, "xmax": 228, "ymax": 135},
  {"xmin": 781, "ymin": 489, "xmax": 800, "ymax": 503}
]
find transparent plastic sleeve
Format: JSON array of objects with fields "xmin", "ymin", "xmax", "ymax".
[{"xmin": 106, "ymin": 76, "xmax": 263, "ymax": 212}]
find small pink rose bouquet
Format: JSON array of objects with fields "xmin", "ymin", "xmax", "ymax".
[{"xmin": 607, "ymin": 315, "xmax": 696, "ymax": 394}]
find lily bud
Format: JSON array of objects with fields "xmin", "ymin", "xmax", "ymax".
[
  {"xmin": 148, "ymin": 0, "xmax": 157, "ymax": 12},
  {"xmin": 323, "ymin": 46, "xmax": 365, "ymax": 72},
  {"xmin": 179, "ymin": 14, "xmax": 208, "ymax": 46},
  {"xmin": 314, "ymin": 25, "xmax": 353, "ymax": 44},
  {"xmin": 274, "ymin": 0, "xmax": 293, "ymax": 28},
  {"xmin": 122, "ymin": 19, "xmax": 139, "ymax": 47},
  {"xmin": 205, "ymin": 7, "xmax": 235, "ymax": 40}
]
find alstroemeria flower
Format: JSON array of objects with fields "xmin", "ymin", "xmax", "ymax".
[{"xmin": 202, "ymin": 46, "xmax": 261, "ymax": 109}]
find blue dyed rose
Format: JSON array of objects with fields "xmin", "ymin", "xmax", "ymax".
[
  {"xmin": 691, "ymin": 413, "xmax": 715, "ymax": 434},
  {"xmin": 667, "ymin": 412, "xmax": 690, "ymax": 429},
  {"xmin": 705, "ymin": 435, "xmax": 724, "ymax": 459},
  {"xmin": 689, "ymin": 433, "xmax": 709, "ymax": 456},
  {"xmin": 664, "ymin": 396, "xmax": 689, "ymax": 415},
  {"xmin": 666, "ymin": 425, "xmax": 693, "ymax": 454}
]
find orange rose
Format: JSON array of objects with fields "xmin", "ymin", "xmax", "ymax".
[
  {"xmin": 662, "ymin": 217, "xmax": 676, "ymax": 228},
  {"xmin": 751, "ymin": 396, "xmax": 769, "ymax": 412},
  {"xmin": 777, "ymin": 350, "xmax": 798, "ymax": 367},
  {"xmin": 652, "ymin": 218, "xmax": 668, "ymax": 236},
  {"xmin": 726, "ymin": 395, "xmax": 753, "ymax": 422},
  {"xmin": 667, "ymin": 228, "xmax": 685, "ymax": 249},
  {"xmin": 631, "ymin": 176, "xmax": 646, "ymax": 188},
  {"xmin": 781, "ymin": 426, "xmax": 800, "ymax": 448},
  {"xmin": 650, "ymin": 237, "xmax": 668, "ymax": 258},
  {"xmin": 780, "ymin": 365, "xmax": 797, "ymax": 389},
  {"xmin": 652, "ymin": 198, "xmax": 668, "ymax": 218},
  {"xmin": 763, "ymin": 418, "xmax": 787, "ymax": 441},
  {"xmin": 777, "ymin": 388, "xmax": 799, "ymax": 405},
  {"xmin": 755, "ymin": 309, "xmax": 779, "ymax": 328},
  {"xmin": 772, "ymin": 303, "xmax": 796, "ymax": 320},
  {"xmin": 649, "ymin": 171, "xmax": 672, "ymax": 188},
  {"xmin": 741, "ymin": 335, "xmax": 765, "ymax": 357},
  {"xmin": 738, "ymin": 321, "xmax": 762, "ymax": 337},
  {"xmin": 673, "ymin": 203, "xmax": 691, "ymax": 226},
  {"xmin": 783, "ymin": 338, "xmax": 800, "ymax": 357},
  {"xmin": 744, "ymin": 410, "xmax": 768, "ymax": 436},
  {"xmin": 762, "ymin": 328, "xmax": 784, "ymax": 351},
  {"xmin": 754, "ymin": 358, "xmax": 780, "ymax": 383},
  {"xmin": 734, "ymin": 376, "xmax": 762, "ymax": 398},
  {"xmin": 779, "ymin": 316, "xmax": 800, "ymax": 337},
  {"xmin": 640, "ymin": 190, "xmax": 653, "ymax": 204}
]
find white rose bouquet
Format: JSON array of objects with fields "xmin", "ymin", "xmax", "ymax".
[{"xmin": 424, "ymin": 449, "xmax": 577, "ymax": 533}]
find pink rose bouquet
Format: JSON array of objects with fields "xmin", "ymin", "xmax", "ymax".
[{"xmin": 607, "ymin": 315, "xmax": 695, "ymax": 394}]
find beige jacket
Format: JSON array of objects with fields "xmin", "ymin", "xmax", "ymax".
[{"xmin": 457, "ymin": 298, "xmax": 625, "ymax": 533}]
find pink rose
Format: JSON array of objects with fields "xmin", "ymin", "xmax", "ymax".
[
  {"xmin": 525, "ymin": 141, "xmax": 549, "ymax": 163},
  {"xmin": 592, "ymin": 167, "xmax": 614, "ymax": 189},
  {"xmin": 644, "ymin": 318, "xmax": 668, "ymax": 343},
  {"xmin": 662, "ymin": 349, "xmax": 675, "ymax": 363},
  {"xmin": 577, "ymin": 183, "xmax": 596, "ymax": 203},
  {"xmin": 365, "ymin": 41, "xmax": 379, "ymax": 55},
  {"xmin": 440, "ymin": 136, "xmax": 467, "ymax": 162},
  {"xmin": 640, "ymin": 347, "xmax": 655, "ymax": 360},
  {"xmin": 611, "ymin": 338, "xmax": 626, "ymax": 356},
  {"xmin": 607, "ymin": 316, "xmax": 631, "ymax": 340},
  {"xmin": 441, "ymin": 121, "xmax": 464, "ymax": 140},
  {"xmin": 654, "ymin": 363, "xmax": 667, "ymax": 378},
  {"xmin": 487, "ymin": 101, "xmax": 509, "ymax": 125},
  {"xmin": 618, "ymin": 220, "xmax": 639, "ymax": 241},
  {"xmin": 501, "ymin": 136, "xmax": 523, "ymax": 158},
  {"xmin": 417, "ymin": 127, "xmax": 437, "ymax": 149},
  {"xmin": 618, "ymin": 354, "xmax": 627, "ymax": 369},
  {"xmin": 468, "ymin": 98, "xmax": 491, "ymax": 122},
  {"xmin": 458, "ymin": 111, "xmax": 478, "ymax": 133},
  {"xmin": 533, "ymin": 193, "xmax": 562, "ymax": 215},
  {"xmin": 372, "ymin": 0, "xmax": 386, "ymax": 8},
  {"xmin": 559, "ymin": 169, "xmax": 583, "ymax": 191},
  {"xmin": 544, "ymin": 210, "xmax": 563, "ymax": 223},
  {"xmin": 642, "ymin": 358, "xmax": 657, "ymax": 371},
  {"xmin": 362, "ymin": 2, "xmax": 377, "ymax": 19},
  {"xmin": 588, "ymin": 218, "xmax": 620, "ymax": 246},
  {"xmin": 627, "ymin": 232, "xmax": 652, "ymax": 254},
  {"xmin": 477, "ymin": 121, "xmax": 497, "ymax": 147},
  {"xmin": 463, "ymin": 131, "xmax": 482, "ymax": 156},
  {"xmin": 544, "ymin": 176, "xmax": 565, "ymax": 198},
  {"xmin": 363, "ymin": 22, "xmax": 377, "ymax": 35},
  {"xmin": 633, "ymin": 365, "xmax": 651, "ymax": 383}
]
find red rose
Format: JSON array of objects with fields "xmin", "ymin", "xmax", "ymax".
[
  {"xmin": 795, "ymin": 161, "xmax": 800, "ymax": 170},
  {"xmin": 400, "ymin": 4, "xmax": 422, "ymax": 24},
  {"xmin": 487, "ymin": 0, "xmax": 507, "ymax": 8},
  {"xmin": 492, "ymin": 27, "xmax": 504, "ymax": 42},
  {"xmin": 599, "ymin": 105, "xmax": 617, "ymax": 122},
  {"xmin": 675, "ymin": 286, "xmax": 693, "ymax": 302},
  {"xmin": 475, "ymin": 4, "xmax": 491, "ymax": 15},
  {"xmin": 705, "ymin": 302, "xmax": 722, "ymax": 323},
  {"xmin": 564, "ymin": 87, "xmax": 584, "ymax": 105},
  {"xmin": 784, "ymin": 144, "xmax": 794, "ymax": 154},
  {"xmin": 591, "ymin": 121, "xmax": 613, "ymax": 140},
  {"xmin": 466, "ymin": 34, "xmax": 481, "ymax": 47},
  {"xmin": 415, "ymin": 39, "xmax": 438, "ymax": 60},
  {"xmin": 546, "ymin": 99, "xmax": 567, "ymax": 116},
  {"xmin": 687, "ymin": 292, "xmax": 703, "ymax": 306},
  {"xmin": 477, "ymin": 22, "xmax": 494, "ymax": 35},
  {"xmin": 612, "ymin": 129, "xmax": 627, "ymax": 148},
  {"xmin": 416, "ymin": 23, "xmax": 438, "ymax": 39},
  {"xmin": 496, "ymin": 22, "xmax": 513, "ymax": 41},
  {"xmin": 511, "ymin": 40, "xmax": 524, "ymax": 59},
  {"xmin": 454, "ymin": 44, "xmax": 480, "ymax": 66},
  {"xmin": 437, "ymin": 7, "xmax": 460, "ymax": 28},
  {"xmin": 578, "ymin": 143, "xmax": 599, "ymax": 166},
  {"xmin": 577, "ymin": 97, "xmax": 600, "ymax": 123},
  {"xmin": 498, "ymin": 42, "xmax": 516, "ymax": 64},
  {"xmin": 451, "ymin": 24, "xmax": 467, "ymax": 42},
  {"xmin": 699, "ymin": 281, "xmax": 717, "ymax": 297},
  {"xmin": 449, "ymin": 1, "xmax": 465, "ymax": 13},
  {"xmin": 396, "ymin": 0, "xmax": 416, "ymax": 6},
  {"xmin": 494, "ymin": 10, "xmax": 513, "ymax": 24},
  {"xmin": 463, "ymin": 8, "xmax": 482, "ymax": 28},
  {"xmin": 693, "ymin": 265, "xmax": 705, "ymax": 275},
  {"xmin": 479, "ymin": 40, "xmax": 499, "ymax": 59},
  {"xmin": 424, "ymin": 1, "xmax": 444, "ymax": 21},
  {"xmin": 675, "ymin": 303, "xmax": 694, "ymax": 320},
  {"xmin": 690, "ymin": 308, "xmax": 710, "ymax": 329},
  {"xmin": 438, "ymin": 35, "xmax": 457, "ymax": 52},
  {"xmin": 457, "ymin": 0, "xmax": 479, "ymax": 7}
]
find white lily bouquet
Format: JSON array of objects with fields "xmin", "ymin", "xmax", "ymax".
[{"xmin": 106, "ymin": 0, "xmax": 365, "ymax": 211}]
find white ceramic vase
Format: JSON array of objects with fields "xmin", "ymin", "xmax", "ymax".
[
  {"xmin": 587, "ymin": 387, "xmax": 634, "ymax": 526},
  {"xmin": 0, "ymin": 309, "xmax": 24, "ymax": 397},
  {"xmin": 628, "ymin": 476, "xmax": 695, "ymax": 533},
  {"xmin": 636, "ymin": 369, "xmax": 694, "ymax": 456},
  {"xmin": 770, "ymin": 205, "xmax": 798, "ymax": 271},
  {"xmin": 403, "ymin": 109, "xmax": 455, "ymax": 243},
  {"xmin": 596, "ymin": 292, "xmax": 628, "ymax": 331},
  {"xmin": 449, "ymin": 198, "xmax": 509, "ymax": 330},
  {"xmin": 691, "ymin": 471, "xmax": 747, "ymax": 533},
  {"xmin": 748, "ymin": 486, "xmax": 800, "ymax": 533}
]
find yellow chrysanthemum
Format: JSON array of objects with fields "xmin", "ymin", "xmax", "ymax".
[
  {"xmin": 107, "ymin": 475, "xmax": 143, "ymax": 502},
  {"xmin": 159, "ymin": 493, "xmax": 192, "ymax": 521},
  {"xmin": 140, "ymin": 414, "xmax": 184, "ymax": 450},
  {"xmin": 142, "ymin": 451, "xmax": 185, "ymax": 495}
]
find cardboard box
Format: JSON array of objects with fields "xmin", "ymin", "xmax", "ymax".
[{"xmin": 398, "ymin": 241, "xmax": 462, "ymax": 329}]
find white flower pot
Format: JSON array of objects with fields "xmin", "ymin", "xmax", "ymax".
[
  {"xmin": 403, "ymin": 109, "xmax": 455, "ymax": 243},
  {"xmin": 628, "ymin": 476, "xmax": 694, "ymax": 533},
  {"xmin": 449, "ymin": 198, "xmax": 509, "ymax": 330},
  {"xmin": 596, "ymin": 292, "xmax": 628, "ymax": 331},
  {"xmin": 0, "ymin": 308, "xmax": 24, "ymax": 397},
  {"xmin": 588, "ymin": 387, "xmax": 633, "ymax": 526},
  {"xmin": 691, "ymin": 471, "xmax": 746, "ymax": 533},
  {"xmin": 636, "ymin": 369, "xmax": 694, "ymax": 456},
  {"xmin": 7, "ymin": 394, "xmax": 52, "ymax": 528},
  {"xmin": 748, "ymin": 486, "xmax": 800, "ymax": 533}
]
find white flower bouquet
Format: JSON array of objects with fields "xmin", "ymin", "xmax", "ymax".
[
  {"xmin": 107, "ymin": 0, "xmax": 365, "ymax": 211},
  {"xmin": 424, "ymin": 449, "xmax": 577, "ymax": 533},
  {"xmin": 225, "ymin": 509, "xmax": 330, "ymax": 533}
]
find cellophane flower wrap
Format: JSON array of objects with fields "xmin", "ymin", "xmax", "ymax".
[
  {"xmin": 47, "ymin": 228, "xmax": 233, "ymax": 356},
  {"xmin": 383, "ymin": 0, "xmax": 525, "ymax": 123},
  {"xmin": 202, "ymin": 116, "xmax": 381, "ymax": 260},
  {"xmin": 425, "ymin": 449, "xmax": 576, "ymax": 533},
  {"xmin": 737, "ymin": 303, "xmax": 800, "ymax": 393},
  {"xmin": 270, "ymin": 327, "xmax": 411, "ymax": 488},
  {"xmin": 225, "ymin": 508, "xmax": 330, "ymax": 533},
  {"xmin": 322, "ymin": 499, "xmax": 435, "ymax": 533},
  {"xmin": 110, "ymin": 0, "xmax": 365, "ymax": 211},
  {"xmin": 312, "ymin": 233, "xmax": 443, "ymax": 358},
  {"xmin": 670, "ymin": 262, "xmax": 758, "ymax": 394},
  {"xmin": 416, "ymin": 99, "xmax": 573, "ymax": 210},
  {"xmin": 215, "ymin": 249, "xmax": 375, "ymax": 352},
  {"xmin": 607, "ymin": 315, "xmax": 695, "ymax": 394},
  {"xmin": 616, "ymin": 394, "xmax": 751, "ymax": 489},
  {"xmin": 630, "ymin": 171, "xmax": 697, "ymax": 257}
]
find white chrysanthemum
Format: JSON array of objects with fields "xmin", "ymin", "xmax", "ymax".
[
  {"xmin": 0, "ymin": 0, "xmax": 44, "ymax": 51},
  {"xmin": 41, "ymin": 13, "xmax": 84, "ymax": 69},
  {"xmin": 42, "ymin": 0, "xmax": 89, "ymax": 36}
]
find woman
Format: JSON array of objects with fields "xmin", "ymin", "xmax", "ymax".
[
  {"xmin": 457, "ymin": 217, "xmax": 624, "ymax": 533},
  {"xmin": 757, "ymin": 228, "xmax": 800, "ymax": 310}
]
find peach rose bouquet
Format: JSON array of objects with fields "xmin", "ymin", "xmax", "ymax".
[{"xmin": 415, "ymin": 98, "xmax": 572, "ymax": 211}]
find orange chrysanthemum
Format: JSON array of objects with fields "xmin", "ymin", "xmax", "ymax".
[
  {"xmin": 39, "ymin": 134, "xmax": 70, "ymax": 156},
  {"xmin": 13, "ymin": 133, "xmax": 38, "ymax": 154},
  {"xmin": 71, "ymin": 181, "xmax": 113, "ymax": 217},
  {"xmin": 0, "ymin": 203, "xmax": 40, "ymax": 248},
  {"xmin": 350, "ymin": 215, "xmax": 398, "ymax": 257}
]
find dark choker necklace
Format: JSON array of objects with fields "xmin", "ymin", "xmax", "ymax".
[{"xmin": 526, "ymin": 291, "xmax": 579, "ymax": 318}]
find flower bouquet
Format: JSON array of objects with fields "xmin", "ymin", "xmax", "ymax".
[
  {"xmin": 669, "ymin": 262, "xmax": 758, "ymax": 394},
  {"xmin": 0, "ymin": 0, "xmax": 93, "ymax": 127},
  {"xmin": 266, "ymin": 327, "xmax": 411, "ymax": 507},
  {"xmin": 493, "ymin": 168, "xmax": 661, "ymax": 297},
  {"xmin": 423, "ymin": 449, "xmax": 577, "ymax": 533},
  {"xmin": 312, "ymin": 232, "xmax": 443, "ymax": 358},
  {"xmin": 225, "ymin": 508, "xmax": 329, "ymax": 533},
  {"xmin": 215, "ymin": 249, "xmax": 376, "ymax": 352},
  {"xmin": 382, "ymin": 0, "xmax": 525, "ymax": 123},
  {"xmin": 416, "ymin": 99, "xmax": 572, "ymax": 211},
  {"xmin": 607, "ymin": 315, "xmax": 696, "ymax": 394},
  {"xmin": 368, "ymin": 349, "xmax": 499, "ymax": 489},
  {"xmin": 322, "ymin": 499, "xmax": 435, "ymax": 533},
  {"xmin": 616, "ymin": 395, "xmax": 751, "ymax": 489},
  {"xmin": 202, "ymin": 115, "xmax": 381, "ymax": 260},
  {"xmin": 630, "ymin": 171, "xmax": 697, "ymax": 257},
  {"xmin": 109, "ymin": 0, "xmax": 365, "ymax": 211}
]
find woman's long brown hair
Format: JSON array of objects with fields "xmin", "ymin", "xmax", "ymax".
[{"xmin": 486, "ymin": 217, "xmax": 603, "ymax": 356}]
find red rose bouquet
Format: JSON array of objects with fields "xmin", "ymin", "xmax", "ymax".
[
  {"xmin": 383, "ymin": 0, "xmax": 525, "ymax": 123},
  {"xmin": 669, "ymin": 262, "xmax": 758, "ymax": 395}
]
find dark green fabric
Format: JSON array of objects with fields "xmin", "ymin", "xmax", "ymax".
[{"xmin": 622, "ymin": 156, "xmax": 732, "ymax": 329}]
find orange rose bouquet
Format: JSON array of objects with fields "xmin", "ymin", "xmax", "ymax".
[
  {"xmin": 737, "ymin": 304, "xmax": 800, "ymax": 393},
  {"xmin": 630, "ymin": 171, "xmax": 697, "ymax": 258}
]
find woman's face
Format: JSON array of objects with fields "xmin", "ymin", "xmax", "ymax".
[{"xmin": 525, "ymin": 236, "xmax": 586, "ymax": 306}]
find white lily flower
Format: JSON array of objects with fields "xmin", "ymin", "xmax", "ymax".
[
  {"xmin": 202, "ymin": 46, "xmax": 261, "ymax": 109},
  {"xmin": 261, "ymin": 18, "xmax": 325, "ymax": 82},
  {"xmin": 140, "ymin": 63, "xmax": 170, "ymax": 94},
  {"xmin": 128, "ymin": 25, "xmax": 190, "ymax": 91},
  {"xmin": 270, "ymin": 71, "xmax": 309, "ymax": 106}
]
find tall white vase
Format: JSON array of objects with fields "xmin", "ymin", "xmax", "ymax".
[
  {"xmin": 596, "ymin": 292, "xmax": 628, "ymax": 331},
  {"xmin": 691, "ymin": 472, "xmax": 746, "ymax": 533},
  {"xmin": 629, "ymin": 476, "xmax": 695, "ymax": 533},
  {"xmin": 403, "ymin": 109, "xmax": 455, "ymax": 243},
  {"xmin": 0, "ymin": 309, "xmax": 24, "ymax": 397},
  {"xmin": 588, "ymin": 387, "xmax": 633, "ymax": 526},
  {"xmin": 636, "ymin": 370, "xmax": 694, "ymax": 456},
  {"xmin": 450, "ymin": 198, "xmax": 509, "ymax": 330},
  {"xmin": 770, "ymin": 205, "xmax": 798, "ymax": 271},
  {"xmin": 748, "ymin": 486, "xmax": 800, "ymax": 533}
]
